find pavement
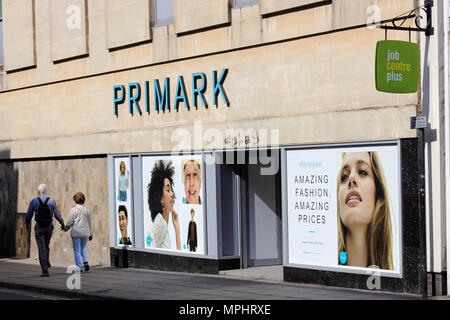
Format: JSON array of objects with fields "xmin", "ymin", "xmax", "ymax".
[
  {"xmin": 0, "ymin": 257, "xmax": 428, "ymax": 301},
  {"xmin": 0, "ymin": 286, "xmax": 72, "ymax": 300}
]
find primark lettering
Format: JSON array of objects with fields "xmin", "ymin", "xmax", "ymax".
[{"xmin": 113, "ymin": 69, "xmax": 229, "ymax": 116}]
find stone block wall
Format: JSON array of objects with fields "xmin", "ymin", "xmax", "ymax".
[{"xmin": 0, "ymin": 156, "xmax": 110, "ymax": 266}]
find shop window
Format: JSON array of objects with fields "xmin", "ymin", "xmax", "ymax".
[
  {"xmin": 0, "ymin": 0, "xmax": 3, "ymax": 68},
  {"xmin": 234, "ymin": 0, "xmax": 258, "ymax": 8},
  {"xmin": 155, "ymin": 0, "xmax": 173, "ymax": 26}
]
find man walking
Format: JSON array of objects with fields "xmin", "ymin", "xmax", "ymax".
[{"xmin": 25, "ymin": 184, "xmax": 65, "ymax": 277}]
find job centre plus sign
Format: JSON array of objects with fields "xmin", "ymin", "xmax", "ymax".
[
  {"xmin": 386, "ymin": 49, "xmax": 411, "ymax": 82},
  {"xmin": 375, "ymin": 40, "xmax": 419, "ymax": 94}
]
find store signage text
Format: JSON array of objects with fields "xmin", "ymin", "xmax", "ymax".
[
  {"xmin": 113, "ymin": 69, "xmax": 229, "ymax": 116},
  {"xmin": 375, "ymin": 40, "xmax": 419, "ymax": 93}
]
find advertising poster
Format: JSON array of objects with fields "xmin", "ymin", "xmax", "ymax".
[
  {"xmin": 286, "ymin": 145, "xmax": 400, "ymax": 273},
  {"xmin": 142, "ymin": 155, "xmax": 205, "ymax": 255},
  {"xmin": 115, "ymin": 157, "xmax": 133, "ymax": 246}
]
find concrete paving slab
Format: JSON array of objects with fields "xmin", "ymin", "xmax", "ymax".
[{"xmin": 0, "ymin": 259, "xmax": 422, "ymax": 300}]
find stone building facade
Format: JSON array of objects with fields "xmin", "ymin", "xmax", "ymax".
[{"xmin": 0, "ymin": 0, "xmax": 448, "ymax": 296}]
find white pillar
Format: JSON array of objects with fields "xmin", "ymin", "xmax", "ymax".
[{"xmin": 444, "ymin": 0, "xmax": 450, "ymax": 295}]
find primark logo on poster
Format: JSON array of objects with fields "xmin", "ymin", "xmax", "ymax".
[{"xmin": 113, "ymin": 69, "xmax": 229, "ymax": 117}]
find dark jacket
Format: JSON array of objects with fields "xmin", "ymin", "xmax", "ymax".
[
  {"xmin": 25, "ymin": 195, "xmax": 64, "ymax": 227},
  {"xmin": 119, "ymin": 237, "xmax": 132, "ymax": 245},
  {"xmin": 186, "ymin": 221, "xmax": 197, "ymax": 248}
]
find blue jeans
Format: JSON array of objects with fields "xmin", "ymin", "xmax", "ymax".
[{"xmin": 72, "ymin": 237, "xmax": 89, "ymax": 271}]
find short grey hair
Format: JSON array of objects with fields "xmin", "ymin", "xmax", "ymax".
[{"xmin": 37, "ymin": 184, "xmax": 47, "ymax": 195}]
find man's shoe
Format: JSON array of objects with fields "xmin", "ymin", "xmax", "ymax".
[
  {"xmin": 83, "ymin": 262, "xmax": 90, "ymax": 272},
  {"xmin": 40, "ymin": 272, "xmax": 49, "ymax": 277}
]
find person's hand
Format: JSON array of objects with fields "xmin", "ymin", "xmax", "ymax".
[
  {"xmin": 61, "ymin": 224, "xmax": 66, "ymax": 231},
  {"xmin": 89, "ymin": 235, "xmax": 93, "ymax": 241},
  {"xmin": 172, "ymin": 210, "xmax": 181, "ymax": 250},
  {"xmin": 172, "ymin": 210, "xmax": 180, "ymax": 232}
]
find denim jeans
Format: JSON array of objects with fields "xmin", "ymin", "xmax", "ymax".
[
  {"xmin": 119, "ymin": 191, "xmax": 127, "ymax": 202},
  {"xmin": 72, "ymin": 237, "xmax": 89, "ymax": 271}
]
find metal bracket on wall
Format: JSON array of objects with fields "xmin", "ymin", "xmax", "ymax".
[{"xmin": 377, "ymin": 0, "xmax": 434, "ymax": 38}]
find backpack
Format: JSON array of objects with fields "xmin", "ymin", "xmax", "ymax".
[{"xmin": 37, "ymin": 198, "xmax": 53, "ymax": 226}]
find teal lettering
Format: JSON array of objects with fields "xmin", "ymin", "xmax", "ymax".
[
  {"xmin": 128, "ymin": 82, "xmax": 142, "ymax": 115},
  {"xmin": 154, "ymin": 78, "xmax": 170, "ymax": 112},
  {"xmin": 192, "ymin": 72, "xmax": 208, "ymax": 108},
  {"xmin": 113, "ymin": 85, "xmax": 126, "ymax": 116},
  {"xmin": 174, "ymin": 75, "xmax": 190, "ymax": 110},
  {"xmin": 144, "ymin": 81, "xmax": 150, "ymax": 113},
  {"xmin": 213, "ymin": 69, "xmax": 229, "ymax": 106}
]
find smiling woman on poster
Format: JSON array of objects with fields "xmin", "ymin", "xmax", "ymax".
[
  {"xmin": 337, "ymin": 151, "xmax": 393, "ymax": 270},
  {"xmin": 147, "ymin": 160, "xmax": 181, "ymax": 250}
]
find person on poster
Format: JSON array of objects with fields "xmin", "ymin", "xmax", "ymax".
[
  {"xmin": 186, "ymin": 208, "xmax": 198, "ymax": 252},
  {"xmin": 336, "ymin": 151, "xmax": 393, "ymax": 270},
  {"xmin": 182, "ymin": 159, "xmax": 202, "ymax": 205},
  {"xmin": 147, "ymin": 160, "xmax": 181, "ymax": 250},
  {"xmin": 64, "ymin": 192, "xmax": 92, "ymax": 272},
  {"xmin": 118, "ymin": 205, "xmax": 132, "ymax": 245},
  {"xmin": 118, "ymin": 161, "xmax": 129, "ymax": 202}
]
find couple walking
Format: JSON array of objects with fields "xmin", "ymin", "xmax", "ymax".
[{"xmin": 25, "ymin": 184, "xmax": 93, "ymax": 277}]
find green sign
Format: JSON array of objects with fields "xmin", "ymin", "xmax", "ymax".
[{"xmin": 375, "ymin": 40, "xmax": 419, "ymax": 93}]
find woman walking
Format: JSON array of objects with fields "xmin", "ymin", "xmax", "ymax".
[{"xmin": 64, "ymin": 192, "xmax": 93, "ymax": 272}]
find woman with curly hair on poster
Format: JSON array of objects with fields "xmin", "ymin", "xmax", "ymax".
[{"xmin": 147, "ymin": 160, "xmax": 181, "ymax": 250}]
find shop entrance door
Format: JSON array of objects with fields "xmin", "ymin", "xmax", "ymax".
[
  {"xmin": 241, "ymin": 160, "xmax": 282, "ymax": 268},
  {"xmin": 219, "ymin": 150, "xmax": 282, "ymax": 269}
]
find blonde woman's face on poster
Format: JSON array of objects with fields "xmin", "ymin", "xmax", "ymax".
[{"xmin": 338, "ymin": 152, "xmax": 376, "ymax": 228}]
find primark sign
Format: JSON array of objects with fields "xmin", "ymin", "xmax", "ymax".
[{"xmin": 113, "ymin": 69, "xmax": 229, "ymax": 116}]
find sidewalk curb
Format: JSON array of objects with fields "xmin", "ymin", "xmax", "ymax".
[
  {"xmin": 0, "ymin": 260, "xmax": 425, "ymax": 300},
  {"xmin": 0, "ymin": 280, "xmax": 123, "ymax": 300}
]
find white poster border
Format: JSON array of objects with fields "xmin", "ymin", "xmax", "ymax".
[
  {"xmin": 113, "ymin": 155, "xmax": 135, "ymax": 248},
  {"xmin": 140, "ymin": 152, "xmax": 207, "ymax": 256},
  {"xmin": 283, "ymin": 140, "xmax": 403, "ymax": 279}
]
